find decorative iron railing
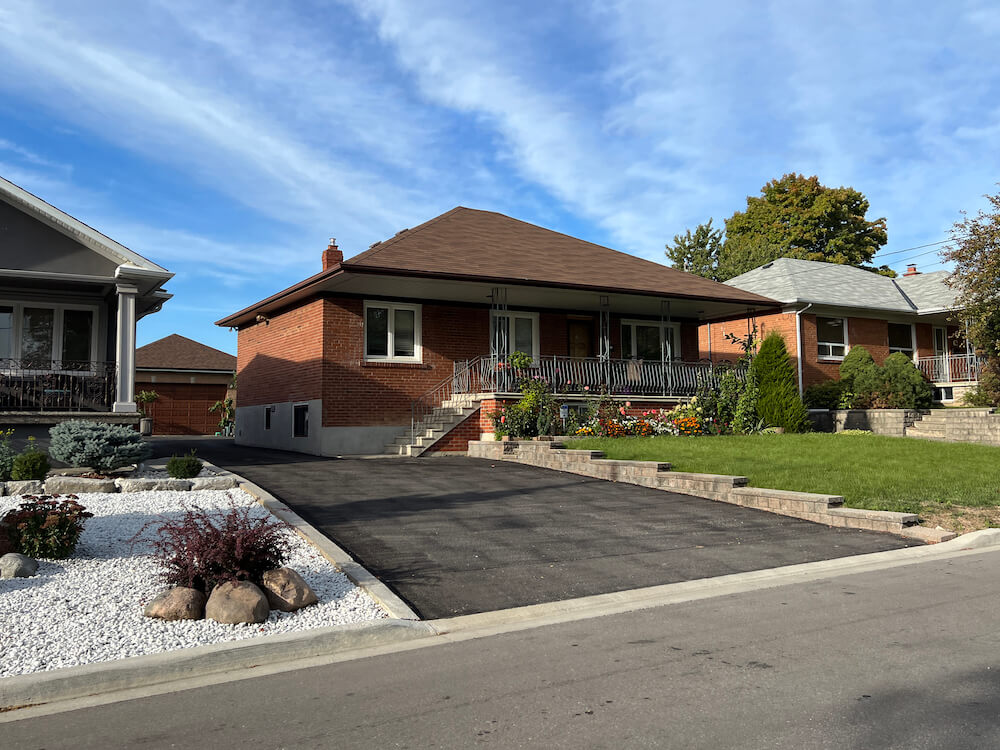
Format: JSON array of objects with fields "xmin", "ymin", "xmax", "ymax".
[
  {"xmin": 455, "ymin": 355, "xmax": 746, "ymax": 398},
  {"xmin": 0, "ymin": 360, "xmax": 117, "ymax": 412},
  {"xmin": 916, "ymin": 353, "xmax": 987, "ymax": 384}
]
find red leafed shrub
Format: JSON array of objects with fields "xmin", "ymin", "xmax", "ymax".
[
  {"xmin": 1, "ymin": 495, "xmax": 93, "ymax": 559},
  {"xmin": 133, "ymin": 501, "xmax": 292, "ymax": 594}
]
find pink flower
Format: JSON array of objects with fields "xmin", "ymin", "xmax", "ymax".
[
  {"xmin": 625, "ymin": 401, "xmax": 632, "ymax": 408},
  {"xmin": 500, "ymin": 415, "xmax": 506, "ymax": 423},
  {"xmin": 619, "ymin": 407, "xmax": 626, "ymax": 415},
  {"xmin": 584, "ymin": 385, "xmax": 590, "ymax": 391}
]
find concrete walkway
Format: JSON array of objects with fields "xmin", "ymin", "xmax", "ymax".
[{"xmin": 148, "ymin": 438, "xmax": 914, "ymax": 619}]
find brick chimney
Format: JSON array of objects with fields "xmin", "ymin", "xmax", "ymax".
[
  {"xmin": 903, "ymin": 264, "xmax": 919, "ymax": 277},
  {"xmin": 322, "ymin": 238, "xmax": 342, "ymax": 271}
]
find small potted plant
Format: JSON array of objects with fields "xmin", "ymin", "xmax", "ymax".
[{"xmin": 136, "ymin": 390, "xmax": 160, "ymax": 436}]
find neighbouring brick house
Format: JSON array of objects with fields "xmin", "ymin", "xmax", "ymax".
[
  {"xmin": 702, "ymin": 258, "xmax": 980, "ymax": 402},
  {"xmin": 217, "ymin": 207, "xmax": 777, "ymax": 455},
  {"xmin": 135, "ymin": 334, "xmax": 236, "ymax": 435}
]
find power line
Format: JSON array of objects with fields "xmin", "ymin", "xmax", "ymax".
[{"xmin": 873, "ymin": 238, "xmax": 950, "ymax": 259}]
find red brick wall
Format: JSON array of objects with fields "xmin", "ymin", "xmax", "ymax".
[
  {"xmin": 699, "ymin": 311, "xmax": 799, "ymax": 363},
  {"xmin": 915, "ymin": 323, "xmax": 934, "ymax": 358},
  {"xmin": 423, "ymin": 408, "xmax": 483, "ymax": 453},
  {"xmin": 237, "ymin": 299, "xmax": 325, "ymax": 408},
  {"xmin": 539, "ymin": 312, "xmax": 569, "ymax": 356}
]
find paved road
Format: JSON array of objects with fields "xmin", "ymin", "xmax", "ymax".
[
  {"xmin": 147, "ymin": 438, "xmax": 913, "ymax": 618},
  {"xmin": 7, "ymin": 549, "xmax": 1000, "ymax": 749}
]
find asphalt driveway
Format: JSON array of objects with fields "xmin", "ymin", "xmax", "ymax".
[{"xmin": 149, "ymin": 438, "xmax": 915, "ymax": 619}]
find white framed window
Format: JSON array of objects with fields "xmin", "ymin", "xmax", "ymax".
[
  {"xmin": 620, "ymin": 319, "xmax": 678, "ymax": 360},
  {"xmin": 888, "ymin": 322, "xmax": 916, "ymax": 359},
  {"xmin": 0, "ymin": 300, "xmax": 99, "ymax": 370},
  {"xmin": 491, "ymin": 311, "xmax": 540, "ymax": 361},
  {"xmin": 816, "ymin": 317, "xmax": 848, "ymax": 360},
  {"xmin": 364, "ymin": 301, "xmax": 422, "ymax": 362}
]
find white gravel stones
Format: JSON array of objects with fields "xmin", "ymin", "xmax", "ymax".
[{"xmin": 0, "ymin": 488, "xmax": 388, "ymax": 677}]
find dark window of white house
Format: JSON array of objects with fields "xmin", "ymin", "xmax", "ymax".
[
  {"xmin": 816, "ymin": 317, "xmax": 847, "ymax": 359},
  {"xmin": 293, "ymin": 404, "xmax": 308, "ymax": 438},
  {"xmin": 264, "ymin": 406, "xmax": 273, "ymax": 430},
  {"xmin": 61, "ymin": 309, "xmax": 93, "ymax": 366},
  {"xmin": 0, "ymin": 306, "xmax": 12, "ymax": 359},
  {"xmin": 21, "ymin": 307, "xmax": 54, "ymax": 368},
  {"xmin": 888, "ymin": 323, "xmax": 914, "ymax": 358}
]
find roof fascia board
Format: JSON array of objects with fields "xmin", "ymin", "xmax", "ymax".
[
  {"xmin": 136, "ymin": 367, "xmax": 234, "ymax": 374},
  {"xmin": 0, "ymin": 176, "xmax": 169, "ymax": 274},
  {"xmin": 0, "ymin": 268, "xmax": 118, "ymax": 285}
]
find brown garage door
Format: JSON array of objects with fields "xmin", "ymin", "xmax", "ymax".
[{"xmin": 145, "ymin": 383, "xmax": 228, "ymax": 435}]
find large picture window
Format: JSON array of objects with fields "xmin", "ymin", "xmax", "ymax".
[
  {"xmin": 0, "ymin": 301, "xmax": 97, "ymax": 369},
  {"xmin": 620, "ymin": 320, "xmax": 677, "ymax": 360},
  {"xmin": 491, "ymin": 311, "xmax": 539, "ymax": 361},
  {"xmin": 888, "ymin": 322, "xmax": 915, "ymax": 358},
  {"xmin": 364, "ymin": 301, "xmax": 421, "ymax": 362},
  {"xmin": 816, "ymin": 317, "xmax": 847, "ymax": 360}
]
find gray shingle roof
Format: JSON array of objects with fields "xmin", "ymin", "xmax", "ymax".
[{"xmin": 724, "ymin": 258, "xmax": 959, "ymax": 313}]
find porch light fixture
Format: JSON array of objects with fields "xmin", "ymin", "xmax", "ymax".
[
  {"xmin": 599, "ymin": 295, "xmax": 609, "ymax": 307},
  {"xmin": 255, "ymin": 314, "xmax": 270, "ymax": 325}
]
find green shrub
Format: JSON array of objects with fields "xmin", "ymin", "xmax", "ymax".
[
  {"xmin": 48, "ymin": 421, "xmax": 151, "ymax": 473},
  {"xmin": 11, "ymin": 438, "xmax": 50, "ymax": 480},
  {"xmin": 839, "ymin": 346, "xmax": 878, "ymax": 386},
  {"xmin": 167, "ymin": 450, "xmax": 203, "ymax": 479},
  {"xmin": 1, "ymin": 497, "xmax": 93, "ymax": 558},
  {"xmin": 0, "ymin": 428, "xmax": 14, "ymax": 482},
  {"xmin": 804, "ymin": 380, "xmax": 845, "ymax": 410},
  {"xmin": 749, "ymin": 332, "xmax": 809, "ymax": 432},
  {"xmin": 732, "ymin": 369, "xmax": 760, "ymax": 434},
  {"xmin": 881, "ymin": 353, "xmax": 934, "ymax": 409},
  {"xmin": 963, "ymin": 358, "xmax": 1000, "ymax": 407}
]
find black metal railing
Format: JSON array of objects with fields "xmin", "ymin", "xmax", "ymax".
[{"xmin": 0, "ymin": 360, "xmax": 117, "ymax": 412}]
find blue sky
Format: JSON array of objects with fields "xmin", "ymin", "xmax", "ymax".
[{"xmin": 1, "ymin": 0, "xmax": 998, "ymax": 355}]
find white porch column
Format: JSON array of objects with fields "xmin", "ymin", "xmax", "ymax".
[{"xmin": 113, "ymin": 283, "xmax": 138, "ymax": 413}]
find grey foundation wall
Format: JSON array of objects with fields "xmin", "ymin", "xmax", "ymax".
[
  {"xmin": 235, "ymin": 402, "xmax": 403, "ymax": 456},
  {"xmin": 807, "ymin": 409, "xmax": 923, "ymax": 436}
]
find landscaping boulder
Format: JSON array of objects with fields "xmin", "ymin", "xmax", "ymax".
[
  {"xmin": 143, "ymin": 587, "xmax": 207, "ymax": 620},
  {"xmin": 6, "ymin": 480, "xmax": 44, "ymax": 496},
  {"xmin": 115, "ymin": 478, "xmax": 194, "ymax": 493},
  {"xmin": 261, "ymin": 567, "xmax": 318, "ymax": 612},
  {"xmin": 190, "ymin": 476, "xmax": 239, "ymax": 491},
  {"xmin": 205, "ymin": 581, "xmax": 270, "ymax": 624},
  {"xmin": 45, "ymin": 475, "xmax": 117, "ymax": 495},
  {"xmin": 1, "ymin": 552, "xmax": 38, "ymax": 579}
]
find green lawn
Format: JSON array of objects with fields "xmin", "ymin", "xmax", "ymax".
[{"xmin": 570, "ymin": 433, "xmax": 1000, "ymax": 515}]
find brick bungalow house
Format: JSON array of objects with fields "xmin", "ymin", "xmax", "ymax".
[
  {"xmin": 217, "ymin": 207, "xmax": 777, "ymax": 456},
  {"xmin": 701, "ymin": 258, "xmax": 979, "ymax": 402},
  {"xmin": 136, "ymin": 334, "xmax": 236, "ymax": 435}
]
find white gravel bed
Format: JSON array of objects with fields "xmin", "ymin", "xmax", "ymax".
[{"xmin": 0, "ymin": 489, "xmax": 388, "ymax": 677}]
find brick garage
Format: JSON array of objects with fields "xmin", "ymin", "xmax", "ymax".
[{"xmin": 136, "ymin": 334, "xmax": 236, "ymax": 435}]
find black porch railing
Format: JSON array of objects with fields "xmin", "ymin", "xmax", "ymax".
[{"xmin": 0, "ymin": 360, "xmax": 117, "ymax": 412}]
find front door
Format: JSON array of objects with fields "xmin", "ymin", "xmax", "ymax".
[{"xmin": 568, "ymin": 319, "xmax": 593, "ymax": 358}]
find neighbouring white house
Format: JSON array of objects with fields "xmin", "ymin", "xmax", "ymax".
[{"xmin": 0, "ymin": 175, "xmax": 173, "ymax": 425}]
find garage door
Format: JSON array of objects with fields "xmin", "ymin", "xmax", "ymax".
[{"xmin": 145, "ymin": 383, "xmax": 229, "ymax": 435}]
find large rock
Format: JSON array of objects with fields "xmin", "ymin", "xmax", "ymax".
[
  {"xmin": 205, "ymin": 581, "xmax": 270, "ymax": 624},
  {"xmin": 143, "ymin": 587, "xmax": 207, "ymax": 620},
  {"xmin": 6, "ymin": 480, "xmax": 44, "ymax": 496},
  {"xmin": 190, "ymin": 476, "xmax": 239, "ymax": 491},
  {"xmin": 45, "ymin": 475, "xmax": 117, "ymax": 494},
  {"xmin": 116, "ymin": 478, "xmax": 194, "ymax": 493},
  {"xmin": 1, "ymin": 552, "xmax": 38, "ymax": 579},
  {"xmin": 261, "ymin": 567, "xmax": 319, "ymax": 612}
]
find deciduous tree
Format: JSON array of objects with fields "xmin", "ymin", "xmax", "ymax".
[{"xmin": 665, "ymin": 219, "xmax": 723, "ymax": 280}]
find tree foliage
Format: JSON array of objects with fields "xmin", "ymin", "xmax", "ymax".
[
  {"xmin": 718, "ymin": 173, "xmax": 889, "ymax": 280},
  {"xmin": 665, "ymin": 219, "xmax": 723, "ymax": 280},
  {"xmin": 749, "ymin": 332, "xmax": 809, "ymax": 432}
]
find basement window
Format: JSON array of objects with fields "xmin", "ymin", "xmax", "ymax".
[
  {"xmin": 264, "ymin": 406, "xmax": 273, "ymax": 430},
  {"xmin": 292, "ymin": 404, "xmax": 309, "ymax": 438}
]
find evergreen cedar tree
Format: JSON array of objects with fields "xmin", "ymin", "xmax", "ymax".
[
  {"xmin": 944, "ymin": 187, "xmax": 1000, "ymax": 405},
  {"xmin": 749, "ymin": 332, "xmax": 809, "ymax": 433},
  {"xmin": 666, "ymin": 173, "xmax": 891, "ymax": 281}
]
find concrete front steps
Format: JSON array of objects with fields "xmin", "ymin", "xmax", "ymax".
[
  {"xmin": 469, "ymin": 439, "xmax": 955, "ymax": 543},
  {"xmin": 384, "ymin": 396, "xmax": 481, "ymax": 456},
  {"xmin": 906, "ymin": 408, "xmax": 1000, "ymax": 446}
]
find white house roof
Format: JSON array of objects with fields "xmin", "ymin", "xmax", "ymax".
[
  {"xmin": 724, "ymin": 258, "xmax": 959, "ymax": 314},
  {"xmin": 0, "ymin": 174, "xmax": 170, "ymax": 276}
]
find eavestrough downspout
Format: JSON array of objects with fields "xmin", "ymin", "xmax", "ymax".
[{"xmin": 795, "ymin": 303, "xmax": 813, "ymax": 397}]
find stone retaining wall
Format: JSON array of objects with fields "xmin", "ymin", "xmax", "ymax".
[
  {"xmin": 469, "ymin": 440, "xmax": 949, "ymax": 541},
  {"xmin": 807, "ymin": 409, "xmax": 923, "ymax": 436},
  {"xmin": 1, "ymin": 462, "xmax": 240, "ymax": 496}
]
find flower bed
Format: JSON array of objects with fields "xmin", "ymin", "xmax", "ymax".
[{"xmin": 0, "ymin": 488, "xmax": 387, "ymax": 677}]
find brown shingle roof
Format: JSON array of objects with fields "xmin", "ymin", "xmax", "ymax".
[
  {"xmin": 136, "ymin": 334, "xmax": 236, "ymax": 372},
  {"xmin": 343, "ymin": 207, "xmax": 774, "ymax": 304}
]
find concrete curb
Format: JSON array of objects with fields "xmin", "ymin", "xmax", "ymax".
[
  {"xmin": 227, "ymin": 470, "xmax": 420, "ymax": 621},
  {"xmin": 0, "ymin": 618, "xmax": 434, "ymax": 710}
]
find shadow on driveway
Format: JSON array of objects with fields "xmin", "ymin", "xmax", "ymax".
[{"xmin": 147, "ymin": 437, "xmax": 916, "ymax": 619}]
